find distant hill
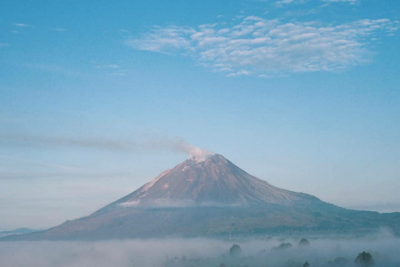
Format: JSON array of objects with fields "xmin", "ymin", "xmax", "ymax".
[
  {"xmin": 3, "ymin": 154, "xmax": 400, "ymax": 241},
  {"xmin": 0, "ymin": 228, "xmax": 40, "ymax": 238}
]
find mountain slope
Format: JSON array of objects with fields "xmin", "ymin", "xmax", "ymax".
[
  {"xmin": 3, "ymin": 154, "xmax": 400, "ymax": 240},
  {"xmin": 101, "ymin": 154, "xmax": 312, "ymax": 210}
]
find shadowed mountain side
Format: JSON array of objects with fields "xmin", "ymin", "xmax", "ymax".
[{"xmin": 3, "ymin": 154, "xmax": 400, "ymax": 240}]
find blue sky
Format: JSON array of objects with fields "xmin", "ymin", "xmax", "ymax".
[{"xmin": 0, "ymin": 0, "xmax": 400, "ymax": 230}]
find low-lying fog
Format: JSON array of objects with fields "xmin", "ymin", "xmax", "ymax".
[{"xmin": 1, "ymin": 232, "xmax": 399, "ymax": 267}]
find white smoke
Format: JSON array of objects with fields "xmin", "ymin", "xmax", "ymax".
[
  {"xmin": 143, "ymin": 136, "xmax": 214, "ymax": 162},
  {"xmin": 0, "ymin": 132, "xmax": 214, "ymax": 161},
  {"xmin": 170, "ymin": 140, "xmax": 214, "ymax": 162}
]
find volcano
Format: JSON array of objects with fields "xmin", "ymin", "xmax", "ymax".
[
  {"xmin": 4, "ymin": 154, "xmax": 400, "ymax": 240},
  {"xmin": 106, "ymin": 154, "xmax": 309, "ymax": 208}
]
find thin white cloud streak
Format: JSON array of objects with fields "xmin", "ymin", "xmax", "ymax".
[
  {"xmin": 275, "ymin": 0, "xmax": 295, "ymax": 6},
  {"xmin": 127, "ymin": 17, "xmax": 398, "ymax": 76},
  {"xmin": 92, "ymin": 63, "xmax": 128, "ymax": 76},
  {"xmin": 0, "ymin": 133, "xmax": 132, "ymax": 151},
  {"xmin": 0, "ymin": 155, "xmax": 84, "ymax": 173},
  {"xmin": 276, "ymin": 0, "xmax": 357, "ymax": 6},
  {"xmin": 323, "ymin": 0, "xmax": 356, "ymax": 3},
  {"xmin": 0, "ymin": 133, "xmax": 213, "ymax": 161},
  {"xmin": 128, "ymin": 26, "xmax": 195, "ymax": 53},
  {"xmin": 95, "ymin": 64, "xmax": 121, "ymax": 69},
  {"xmin": 23, "ymin": 63, "xmax": 86, "ymax": 77},
  {"xmin": 13, "ymin": 23, "xmax": 31, "ymax": 27},
  {"xmin": 104, "ymin": 64, "xmax": 120, "ymax": 68},
  {"xmin": 50, "ymin": 28, "xmax": 67, "ymax": 32}
]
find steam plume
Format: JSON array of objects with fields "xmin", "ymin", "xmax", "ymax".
[
  {"xmin": 145, "ymin": 137, "xmax": 214, "ymax": 162},
  {"xmin": 0, "ymin": 132, "xmax": 214, "ymax": 160}
]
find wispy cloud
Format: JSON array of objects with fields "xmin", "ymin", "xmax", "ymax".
[
  {"xmin": 226, "ymin": 70, "xmax": 251, "ymax": 77},
  {"xmin": 13, "ymin": 23, "xmax": 31, "ymax": 28},
  {"xmin": 104, "ymin": 64, "xmax": 120, "ymax": 68},
  {"xmin": 0, "ymin": 43, "xmax": 9, "ymax": 48},
  {"xmin": 23, "ymin": 63, "xmax": 85, "ymax": 77},
  {"xmin": 108, "ymin": 70, "xmax": 127, "ymax": 76},
  {"xmin": 276, "ymin": 0, "xmax": 296, "ymax": 7},
  {"xmin": 127, "ymin": 26, "xmax": 195, "ymax": 53},
  {"xmin": 276, "ymin": 0, "xmax": 357, "ymax": 6},
  {"xmin": 93, "ymin": 63, "xmax": 127, "ymax": 76},
  {"xmin": 323, "ymin": 0, "xmax": 357, "ymax": 3},
  {"xmin": 50, "ymin": 28, "xmax": 66, "ymax": 32},
  {"xmin": 0, "ymin": 155, "xmax": 85, "ymax": 173},
  {"xmin": 0, "ymin": 133, "xmax": 134, "ymax": 151},
  {"xmin": 95, "ymin": 64, "xmax": 121, "ymax": 69},
  {"xmin": 127, "ymin": 17, "xmax": 398, "ymax": 76}
]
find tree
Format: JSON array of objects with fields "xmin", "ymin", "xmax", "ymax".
[
  {"xmin": 298, "ymin": 238, "xmax": 310, "ymax": 247},
  {"xmin": 355, "ymin": 251, "xmax": 374, "ymax": 266},
  {"xmin": 229, "ymin": 244, "xmax": 242, "ymax": 257},
  {"xmin": 271, "ymin": 242, "xmax": 293, "ymax": 251},
  {"xmin": 303, "ymin": 261, "xmax": 310, "ymax": 267}
]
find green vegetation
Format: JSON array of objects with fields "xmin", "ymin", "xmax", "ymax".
[
  {"xmin": 229, "ymin": 244, "xmax": 242, "ymax": 257},
  {"xmin": 298, "ymin": 238, "xmax": 310, "ymax": 247},
  {"xmin": 355, "ymin": 251, "xmax": 374, "ymax": 266}
]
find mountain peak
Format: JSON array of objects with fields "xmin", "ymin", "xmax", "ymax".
[
  {"xmin": 188, "ymin": 149, "xmax": 215, "ymax": 162},
  {"xmin": 112, "ymin": 154, "xmax": 302, "ymax": 208},
  {"xmin": 186, "ymin": 153, "xmax": 226, "ymax": 165}
]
